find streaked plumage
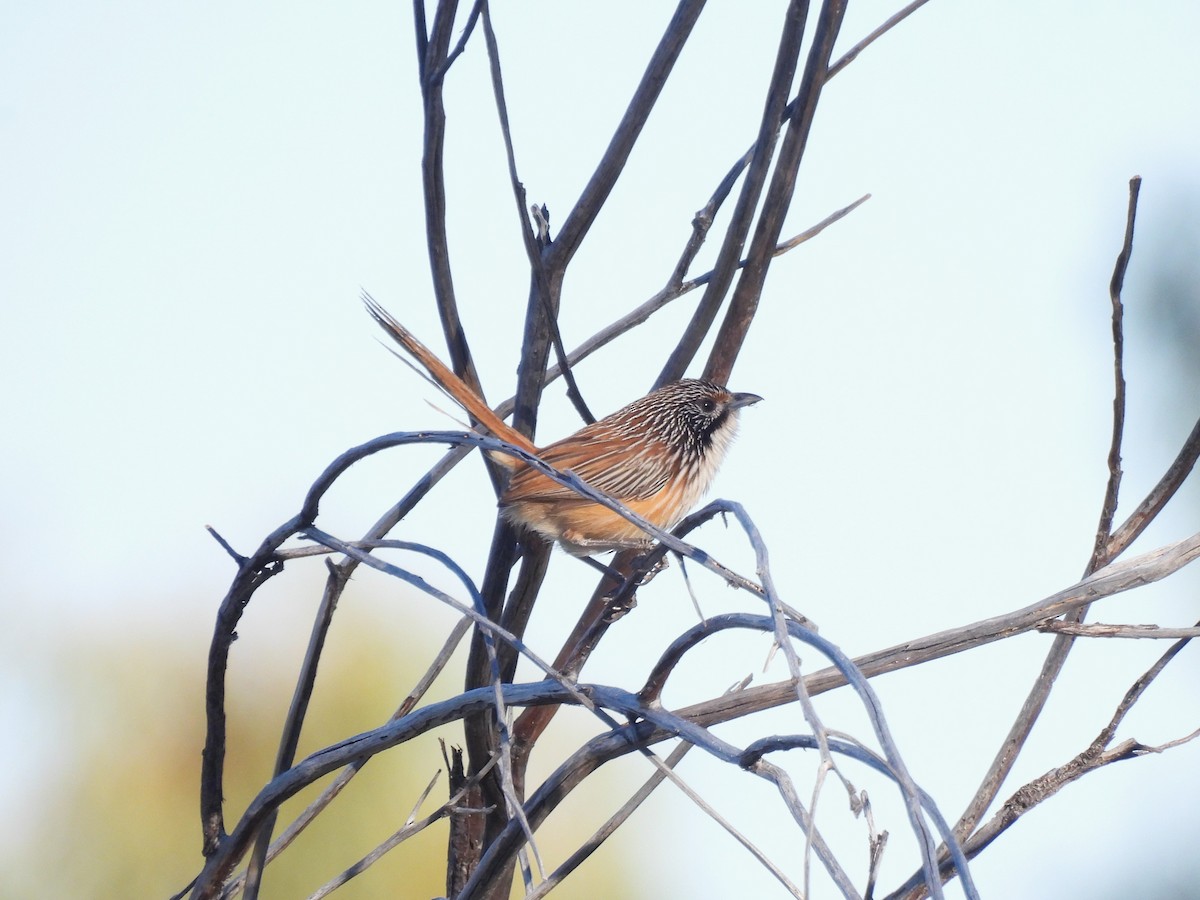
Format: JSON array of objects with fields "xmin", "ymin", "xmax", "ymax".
[
  {"xmin": 363, "ymin": 294, "xmax": 761, "ymax": 556},
  {"xmin": 500, "ymin": 380, "xmax": 760, "ymax": 555}
]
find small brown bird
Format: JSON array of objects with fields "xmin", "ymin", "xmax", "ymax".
[{"xmin": 365, "ymin": 296, "xmax": 761, "ymax": 556}]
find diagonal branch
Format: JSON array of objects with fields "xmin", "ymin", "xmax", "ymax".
[
  {"xmin": 826, "ymin": 0, "xmax": 934, "ymax": 79},
  {"xmin": 669, "ymin": 530, "xmax": 1200, "ymax": 732},
  {"xmin": 658, "ymin": 0, "xmax": 810, "ymax": 385},
  {"xmin": 889, "ymin": 619, "xmax": 1200, "ymax": 899},
  {"xmin": 705, "ymin": 0, "xmax": 848, "ymax": 384},
  {"xmin": 547, "ymin": 0, "xmax": 709, "ymax": 270}
]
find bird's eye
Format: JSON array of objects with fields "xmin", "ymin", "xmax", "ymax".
[{"xmin": 699, "ymin": 398, "xmax": 717, "ymax": 414}]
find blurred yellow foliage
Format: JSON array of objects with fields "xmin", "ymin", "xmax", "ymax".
[{"xmin": 3, "ymin": 583, "xmax": 648, "ymax": 900}]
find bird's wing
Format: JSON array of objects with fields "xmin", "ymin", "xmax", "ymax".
[{"xmin": 502, "ymin": 426, "xmax": 676, "ymax": 504}]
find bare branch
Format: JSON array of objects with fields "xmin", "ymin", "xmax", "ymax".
[
  {"xmin": 1089, "ymin": 175, "xmax": 1140, "ymax": 570},
  {"xmin": 241, "ymin": 559, "xmax": 349, "ymax": 898},
  {"xmin": 951, "ymin": 176, "xmax": 1144, "ymax": 846},
  {"xmin": 478, "ymin": 2, "xmax": 594, "ymax": 427},
  {"xmin": 671, "ymin": 531, "xmax": 1200, "ymax": 730},
  {"xmin": 1107, "ymin": 412, "xmax": 1200, "ymax": 556},
  {"xmin": 704, "ymin": 0, "xmax": 848, "ymax": 384},
  {"xmin": 537, "ymin": 193, "xmax": 870, "ymax": 393},
  {"xmin": 890, "ymin": 619, "xmax": 1199, "ymax": 899},
  {"xmin": 192, "ymin": 4, "xmax": 1200, "ymax": 896},
  {"xmin": 205, "ymin": 525, "xmax": 245, "ymax": 565},
  {"xmin": 548, "ymin": 0, "xmax": 708, "ymax": 269},
  {"xmin": 1037, "ymin": 621, "xmax": 1200, "ymax": 639},
  {"xmin": 826, "ymin": 0, "xmax": 934, "ymax": 79},
  {"xmin": 659, "ymin": 0, "xmax": 810, "ymax": 385}
]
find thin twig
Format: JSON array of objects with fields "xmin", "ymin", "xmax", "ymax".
[
  {"xmin": 665, "ymin": 531, "xmax": 1200, "ymax": 734},
  {"xmin": 432, "ymin": 0, "xmax": 484, "ymax": 82},
  {"xmin": 213, "ymin": 620, "xmax": 475, "ymax": 899},
  {"xmin": 305, "ymin": 760, "xmax": 498, "ymax": 900},
  {"xmin": 419, "ymin": 0, "xmax": 490, "ymax": 405},
  {"xmin": 890, "ymin": 619, "xmax": 1199, "ymax": 899},
  {"xmin": 1106, "ymin": 412, "xmax": 1200, "ymax": 556},
  {"xmin": 1036, "ymin": 621, "xmax": 1200, "ymax": 639},
  {"xmin": 462, "ymin": 688, "xmax": 965, "ymax": 900},
  {"xmin": 536, "ymin": 193, "xmax": 869, "ymax": 394},
  {"xmin": 950, "ymin": 176, "xmax": 1144, "ymax": 848},
  {"xmin": 1089, "ymin": 175, "xmax": 1139, "ymax": 570},
  {"xmin": 747, "ymin": 758, "xmax": 860, "ymax": 899},
  {"xmin": 205, "ymin": 525, "xmax": 246, "ymax": 564},
  {"xmin": 302, "ymin": 530, "xmax": 592, "ymax": 710},
  {"xmin": 478, "ymin": 1, "xmax": 594, "ymax": 426},
  {"xmin": 826, "ymin": 0, "xmax": 934, "ymax": 79},
  {"xmin": 241, "ymin": 560, "xmax": 349, "ymax": 898}
]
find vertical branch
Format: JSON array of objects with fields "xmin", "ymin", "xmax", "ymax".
[
  {"xmin": 477, "ymin": 6, "xmax": 595, "ymax": 429},
  {"xmin": 704, "ymin": 0, "xmax": 848, "ymax": 384},
  {"xmin": 952, "ymin": 177, "xmax": 1143, "ymax": 845},
  {"xmin": 200, "ymin": 523, "xmax": 298, "ymax": 858},
  {"xmin": 507, "ymin": 0, "xmax": 709, "ymax": 441},
  {"xmin": 658, "ymin": 0, "xmax": 810, "ymax": 386},
  {"xmin": 412, "ymin": 0, "xmax": 429, "ymax": 81},
  {"xmin": 420, "ymin": 0, "xmax": 490, "ymax": 399},
  {"xmin": 508, "ymin": 0, "xmax": 853, "ymax": 831},
  {"xmin": 1089, "ymin": 175, "xmax": 1139, "ymax": 568},
  {"xmin": 480, "ymin": 3, "xmax": 595, "ymax": 426}
]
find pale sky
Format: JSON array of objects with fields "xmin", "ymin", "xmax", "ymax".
[{"xmin": 4, "ymin": 3, "xmax": 1200, "ymax": 898}]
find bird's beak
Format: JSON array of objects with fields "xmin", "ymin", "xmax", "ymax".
[{"xmin": 730, "ymin": 392, "xmax": 763, "ymax": 409}]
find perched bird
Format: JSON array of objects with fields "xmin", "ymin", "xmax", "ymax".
[{"xmin": 364, "ymin": 295, "xmax": 761, "ymax": 556}]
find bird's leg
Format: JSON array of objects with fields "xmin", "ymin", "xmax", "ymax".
[
  {"xmin": 631, "ymin": 551, "xmax": 669, "ymax": 585},
  {"xmin": 572, "ymin": 555, "xmax": 639, "ymax": 618},
  {"xmin": 579, "ymin": 555, "xmax": 624, "ymax": 581}
]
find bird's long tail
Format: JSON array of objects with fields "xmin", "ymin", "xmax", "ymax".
[{"xmin": 362, "ymin": 292, "xmax": 534, "ymax": 463}]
